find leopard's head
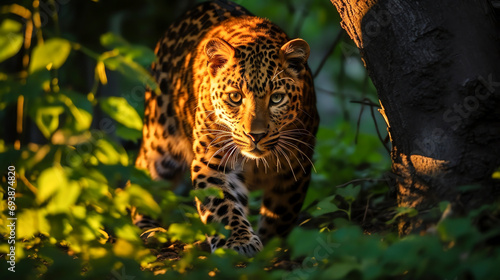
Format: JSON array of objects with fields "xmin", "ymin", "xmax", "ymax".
[{"xmin": 204, "ymin": 36, "xmax": 313, "ymax": 162}]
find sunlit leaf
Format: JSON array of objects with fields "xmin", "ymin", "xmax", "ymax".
[
  {"xmin": 29, "ymin": 38, "xmax": 71, "ymax": 73},
  {"xmin": 113, "ymin": 239, "xmax": 135, "ymax": 258},
  {"xmin": 386, "ymin": 207, "xmax": 418, "ymax": 225},
  {"xmin": 114, "ymin": 184, "xmax": 160, "ymax": 217},
  {"xmin": 0, "ymin": 19, "xmax": 23, "ymax": 63},
  {"xmin": 168, "ymin": 223, "xmax": 206, "ymax": 243},
  {"xmin": 100, "ymin": 32, "xmax": 128, "ymax": 49},
  {"xmin": 99, "ymin": 96, "xmax": 142, "ymax": 131},
  {"xmin": 60, "ymin": 90, "xmax": 93, "ymax": 132},
  {"xmin": 112, "ymin": 239, "xmax": 151, "ymax": 261},
  {"xmin": 94, "ymin": 138, "xmax": 128, "ymax": 165},
  {"xmin": 100, "ymin": 32, "xmax": 156, "ymax": 67},
  {"xmin": 38, "ymin": 106, "xmax": 65, "ymax": 138},
  {"xmin": 115, "ymin": 223, "xmax": 141, "ymax": 242},
  {"xmin": 29, "ymin": 98, "xmax": 65, "ymax": 139},
  {"xmin": 17, "ymin": 209, "xmax": 50, "ymax": 238},
  {"xmin": 190, "ymin": 187, "xmax": 224, "ymax": 202},
  {"xmin": 493, "ymin": 170, "xmax": 500, "ymax": 179},
  {"xmin": 37, "ymin": 166, "xmax": 68, "ymax": 204},
  {"xmin": 46, "ymin": 181, "xmax": 81, "ymax": 214}
]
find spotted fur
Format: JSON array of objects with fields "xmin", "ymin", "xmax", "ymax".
[{"xmin": 135, "ymin": 0, "xmax": 319, "ymax": 256}]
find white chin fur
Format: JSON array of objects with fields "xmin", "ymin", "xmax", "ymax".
[{"xmin": 241, "ymin": 150, "xmax": 261, "ymax": 159}]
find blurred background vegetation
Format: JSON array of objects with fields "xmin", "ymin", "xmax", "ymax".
[{"xmin": 0, "ymin": 0, "xmax": 499, "ymax": 279}]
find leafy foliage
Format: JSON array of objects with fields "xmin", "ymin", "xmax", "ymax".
[{"xmin": 1, "ymin": 1, "xmax": 499, "ymax": 280}]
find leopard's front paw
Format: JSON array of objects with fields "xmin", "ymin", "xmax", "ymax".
[
  {"xmin": 208, "ymin": 232, "xmax": 263, "ymax": 257},
  {"xmin": 227, "ymin": 233, "xmax": 263, "ymax": 257}
]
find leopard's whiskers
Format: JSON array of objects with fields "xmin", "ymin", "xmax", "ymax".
[
  {"xmin": 278, "ymin": 139, "xmax": 316, "ymax": 173},
  {"xmin": 277, "ymin": 141, "xmax": 306, "ymax": 173},
  {"xmin": 208, "ymin": 141, "xmax": 236, "ymax": 166},
  {"xmin": 279, "ymin": 135, "xmax": 315, "ymax": 151},
  {"xmin": 274, "ymin": 145, "xmax": 297, "ymax": 181},
  {"xmin": 222, "ymin": 144, "xmax": 239, "ymax": 173}
]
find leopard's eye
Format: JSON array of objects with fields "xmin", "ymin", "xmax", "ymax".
[
  {"xmin": 270, "ymin": 93, "xmax": 284, "ymax": 105},
  {"xmin": 228, "ymin": 92, "xmax": 242, "ymax": 104}
]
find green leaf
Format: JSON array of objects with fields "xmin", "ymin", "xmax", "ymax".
[
  {"xmin": 168, "ymin": 223, "xmax": 206, "ymax": 243},
  {"xmin": 386, "ymin": 207, "xmax": 418, "ymax": 225},
  {"xmin": 60, "ymin": 90, "xmax": 93, "ymax": 132},
  {"xmin": 115, "ymin": 223, "xmax": 141, "ymax": 242},
  {"xmin": 100, "ymin": 32, "xmax": 128, "ymax": 49},
  {"xmin": 190, "ymin": 187, "xmax": 224, "ymax": 202},
  {"xmin": 101, "ymin": 55, "xmax": 157, "ymax": 89},
  {"xmin": 323, "ymin": 262, "xmax": 360, "ymax": 279},
  {"xmin": 100, "ymin": 32, "xmax": 156, "ymax": 67},
  {"xmin": 0, "ymin": 19, "xmax": 24, "ymax": 63},
  {"xmin": 311, "ymin": 194, "xmax": 340, "ymax": 217},
  {"xmin": 336, "ymin": 184, "xmax": 360, "ymax": 203},
  {"xmin": 37, "ymin": 166, "xmax": 68, "ymax": 204},
  {"xmin": 94, "ymin": 138, "xmax": 128, "ymax": 165},
  {"xmin": 31, "ymin": 104, "xmax": 65, "ymax": 139},
  {"xmin": 29, "ymin": 38, "xmax": 71, "ymax": 73},
  {"xmin": 437, "ymin": 218, "xmax": 476, "ymax": 242},
  {"xmin": 116, "ymin": 123, "xmax": 142, "ymax": 141},
  {"xmin": 46, "ymin": 181, "xmax": 81, "ymax": 214},
  {"xmin": 286, "ymin": 228, "xmax": 324, "ymax": 258},
  {"xmin": 439, "ymin": 201, "xmax": 450, "ymax": 213},
  {"xmin": 99, "ymin": 96, "xmax": 142, "ymax": 131},
  {"xmin": 17, "ymin": 209, "xmax": 51, "ymax": 238},
  {"xmin": 114, "ymin": 184, "xmax": 161, "ymax": 217}
]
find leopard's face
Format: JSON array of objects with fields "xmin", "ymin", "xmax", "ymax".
[{"xmin": 204, "ymin": 37, "xmax": 311, "ymax": 160}]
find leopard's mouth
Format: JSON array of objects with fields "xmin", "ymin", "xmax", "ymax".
[{"xmin": 241, "ymin": 147, "xmax": 270, "ymax": 159}]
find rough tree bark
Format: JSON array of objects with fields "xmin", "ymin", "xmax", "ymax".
[{"xmin": 330, "ymin": 0, "xmax": 500, "ymax": 234}]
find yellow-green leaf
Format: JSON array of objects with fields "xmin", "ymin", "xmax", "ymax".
[
  {"xmin": 0, "ymin": 19, "xmax": 23, "ymax": 63},
  {"xmin": 37, "ymin": 166, "xmax": 68, "ymax": 204},
  {"xmin": 34, "ymin": 105, "xmax": 65, "ymax": 139},
  {"xmin": 46, "ymin": 181, "xmax": 81, "ymax": 214},
  {"xmin": 94, "ymin": 138, "xmax": 128, "ymax": 165},
  {"xmin": 99, "ymin": 96, "xmax": 142, "ymax": 130},
  {"xmin": 17, "ymin": 209, "xmax": 50, "ymax": 238},
  {"xmin": 61, "ymin": 90, "xmax": 93, "ymax": 132},
  {"xmin": 29, "ymin": 38, "xmax": 71, "ymax": 73}
]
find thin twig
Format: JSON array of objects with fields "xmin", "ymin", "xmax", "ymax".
[
  {"xmin": 350, "ymin": 98, "xmax": 391, "ymax": 154},
  {"xmin": 354, "ymin": 101, "xmax": 364, "ymax": 144},
  {"xmin": 370, "ymin": 103, "xmax": 391, "ymax": 154},
  {"xmin": 313, "ymin": 29, "xmax": 344, "ymax": 79},
  {"xmin": 362, "ymin": 196, "xmax": 371, "ymax": 223},
  {"xmin": 335, "ymin": 178, "xmax": 386, "ymax": 188},
  {"xmin": 350, "ymin": 99, "xmax": 380, "ymax": 107}
]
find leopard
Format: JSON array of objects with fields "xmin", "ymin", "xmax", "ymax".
[{"xmin": 135, "ymin": 0, "xmax": 319, "ymax": 257}]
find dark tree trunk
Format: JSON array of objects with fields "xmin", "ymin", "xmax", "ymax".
[{"xmin": 330, "ymin": 0, "xmax": 500, "ymax": 234}]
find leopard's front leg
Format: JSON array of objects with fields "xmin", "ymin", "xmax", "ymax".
[
  {"xmin": 257, "ymin": 160, "xmax": 313, "ymax": 244},
  {"xmin": 191, "ymin": 157, "xmax": 263, "ymax": 256}
]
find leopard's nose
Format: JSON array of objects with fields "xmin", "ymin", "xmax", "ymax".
[{"xmin": 245, "ymin": 132, "xmax": 267, "ymax": 144}]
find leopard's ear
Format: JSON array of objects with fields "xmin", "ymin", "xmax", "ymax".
[
  {"xmin": 280, "ymin": 39, "xmax": 310, "ymax": 76},
  {"xmin": 205, "ymin": 38, "xmax": 235, "ymax": 77}
]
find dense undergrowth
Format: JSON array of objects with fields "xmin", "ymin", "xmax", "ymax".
[{"xmin": 1, "ymin": 1, "xmax": 500, "ymax": 279}]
